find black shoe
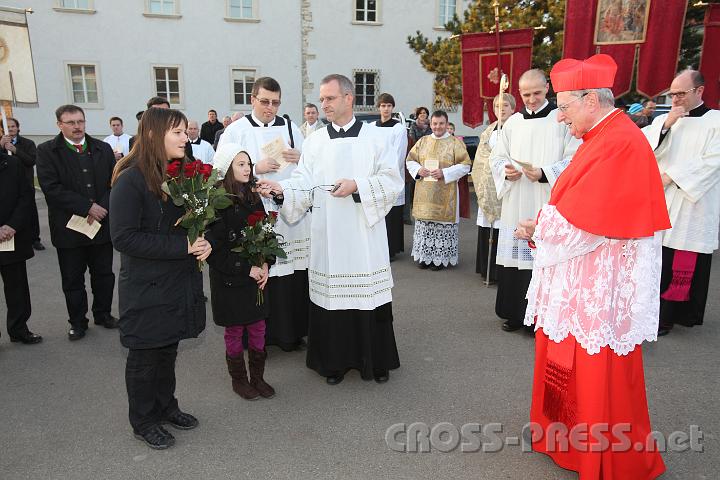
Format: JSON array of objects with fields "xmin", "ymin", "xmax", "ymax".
[
  {"xmin": 501, "ymin": 321, "xmax": 522, "ymax": 332},
  {"xmin": 418, "ymin": 262, "xmax": 430, "ymax": 269},
  {"xmin": 162, "ymin": 410, "xmax": 199, "ymax": 431},
  {"xmin": 94, "ymin": 315, "xmax": 119, "ymax": 329},
  {"xmin": 68, "ymin": 327, "xmax": 86, "ymax": 341},
  {"xmin": 134, "ymin": 425, "xmax": 176, "ymax": 450},
  {"xmin": 429, "ymin": 263, "xmax": 444, "ymax": 271},
  {"xmin": 32, "ymin": 241, "xmax": 45, "ymax": 251},
  {"xmin": 657, "ymin": 327, "xmax": 670, "ymax": 337},
  {"xmin": 525, "ymin": 326, "xmax": 536, "ymax": 337},
  {"xmin": 10, "ymin": 331, "xmax": 43, "ymax": 345},
  {"xmin": 326, "ymin": 374, "xmax": 345, "ymax": 385},
  {"xmin": 374, "ymin": 370, "xmax": 389, "ymax": 383}
]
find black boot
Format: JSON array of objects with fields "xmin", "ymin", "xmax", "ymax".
[
  {"xmin": 248, "ymin": 349, "xmax": 275, "ymax": 399},
  {"xmin": 226, "ymin": 354, "xmax": 260, "ymax": 400}
]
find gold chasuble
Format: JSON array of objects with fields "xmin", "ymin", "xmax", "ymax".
[{"xmin": 408, "ymin": 135, "xmax": 471, "ymax": 223}]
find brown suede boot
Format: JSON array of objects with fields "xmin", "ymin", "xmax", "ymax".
[
  {"xmin": 226, "ymin": 354, "xmax": 260, "ymax": 400},
  {"xmin": 248, "ymin": 349, "xmax": 275, "ymax": 399}
]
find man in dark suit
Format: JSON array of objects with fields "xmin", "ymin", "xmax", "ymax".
[
  {"xmin": 36, "ymin": 105, "xmax": 118, "ymax": 341},
  {"xmin": 1, "ymin": 117, "xmax": 45, "ymax": 250},
  {"xmin": 200, "ymin": 109, "xmax": 223, "ymax": 145},
  {"xmin": 0, "ymin": 151, "xmax": 42, "ymax": 344}
]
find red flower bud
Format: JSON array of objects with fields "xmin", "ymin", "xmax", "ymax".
[
  {"xmin": 247, "ymin": 210, "xmax": 265, "ymax": 227},
  {"xmin": 270, "ymin": 211, "xmax": 278, "ymax": 219},
  {"xmin": 199, "ymin": 163, "xmax": 213, "ymax": 180},
  {"xmin": 183, "ymin": 160, "xmax": 202, "ymax": 178},
  {"xmin": 166, "ymin": 160, "xmax": 182, "ymax": 178}
]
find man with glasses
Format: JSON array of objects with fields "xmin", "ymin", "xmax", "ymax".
[
  {"xmin": 643, "ymin": 70, "xmax": 720, "ymax": 337},
  {"xmin": 489, "ymin": 69, "xmax": 580, "ymax": 334},
  {"xmin": 256, "ymin": 74, "xmax": 403, "ymax": 386},
  {"xmin": 218, "ymin": 77, "xmax": 310, "ymax": 353},
  {"xmin": 36, "ymin": 105, "xmax": 118, "ymax": 340},
  {"xmin": 518, "ymin": 52, "xmax": 669, "ymax": 480}
]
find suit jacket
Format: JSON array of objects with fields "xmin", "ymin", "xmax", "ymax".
[
  {"xmin": 0, "ymin": 135, "xmax": 37, "ymax": 186},
  {"xmin": 0, "ymin": 152, "xmax": 35, "ymax": 265},
  {"xmin": 36, "ymin": 133, "xmax": 116, "ymax": 248},
  {"xmin": 213, "ymin": 128, "xmax": 224, "ymax": 150},
  {"xmin": 201, "ymin": 121, "xmax": 224, "ymax": 145}
]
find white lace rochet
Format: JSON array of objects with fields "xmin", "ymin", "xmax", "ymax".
[{"xmin": 525, "ymin": 205, "xmax": 662, "ymax": 355}]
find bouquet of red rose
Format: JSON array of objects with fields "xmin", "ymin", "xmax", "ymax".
[
  {"xmin": 162, "ymin": 159, "xmax": 233, "ymax": 269},
  {"xmin": 232, "ymin": 210, "xmax": 287, "ymax": 305}
]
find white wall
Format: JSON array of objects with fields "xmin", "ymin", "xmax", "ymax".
[{"xmin": 6, "ymin": 0, "xmax": 481, "ymax": 139}]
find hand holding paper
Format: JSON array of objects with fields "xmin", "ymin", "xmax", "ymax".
[
  {"xmin": 67, "ymin": 215, "xmax": 101, "ymax": 239},
  {"xmin": 261, "ymin": 137, "xmax": 290, "ymax": 172},
  {"xmin": 424, "ymin": 159, "xmax": 439, "ymax": 182}
]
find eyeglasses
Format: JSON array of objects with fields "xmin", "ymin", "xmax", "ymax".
[
  {"xmin": 557, "ymin": 92, "xmax": 589, "ymax": 113},
  {"xmin": 253, "ymin": 96, "xmax": 281, "ymax": 107},
  {"xmin": 667, "ymin": 87, "xmax": 698, "ymax": 99},
  {"xmin": 60, "ymin": 119, "xmax": 86, "ymax": 126}
]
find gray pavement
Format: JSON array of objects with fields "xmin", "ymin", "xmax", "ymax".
[{"xmin": 0, "ymin": 192, "xmax": 717, "ymax": 480}]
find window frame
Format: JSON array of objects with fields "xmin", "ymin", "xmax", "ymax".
[
  {"xmin": 352, "ymin": 0, "xmax": 382, "ymax": 26},
  {"xmin": 53, "ymin": 0, "xmax": 96, "ymax": 14},
  {"xmin": 225, "ymin": 0, "xmax": 260, "ymax": 22},
  {"xmin": 144, "ymin": 0, "xmax": 181, "ymax": 19},
  {"xmin": 229, "ymin": 66, "xmax": 258, "ymax": 109},
  {"xmin": 435, "ymin": 0, "xmax": 462, "ymax": 30},
  {"xmin": 151, "ymin": 64, "xmax": 184, "ymax": 108},
  {"xmin": 352, "ymin": 69, "xmax": 380, "ymax": 112},
  {"xmin": 64, "ymin": 61, "xmax": 102, "ymax": 108}
]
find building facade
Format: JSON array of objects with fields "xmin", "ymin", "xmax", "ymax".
[{"xmin": 5, "ymin": 0, "xmax": 473, "ymax": 141}]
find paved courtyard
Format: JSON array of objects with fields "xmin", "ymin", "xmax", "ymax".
[{"xmin": 1, "ymin": 193, "xmax": 717, "ymax": 479}]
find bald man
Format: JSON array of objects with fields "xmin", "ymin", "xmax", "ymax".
[
  {"xmin": 489, "ymin": 69, "xmax": 580, "ymax": 333},
  {"xmin": 186, "ymin": 120, "xmax": 215, "ymax": 164},
  {"xmin": 643, "ymin": 70, "xmax": 720, "ymax": 336}
]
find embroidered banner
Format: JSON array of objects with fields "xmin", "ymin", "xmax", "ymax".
[
  {"xmin": 460, "ymin": 29, "xmax": 534, "ymax": 128},
  {"xmin": 563, "ymin": 0, "xmax": 687, "ymax": 98}
]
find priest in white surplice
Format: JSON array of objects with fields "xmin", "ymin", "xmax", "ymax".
[
  {"xmin": 186, "ymin": 120, "xmax": 215, "ymax": 165},
  {"xmin": 643, "ymin": 69, "xmax": 720, "ymax": 336},
  {"xmin": 490, "ymin": 69, "xmax": 580, "ymax": 333},
  {"xmin": 218, "ymin": 77, "xmax": 310, "ymax": 352},
  {"xmin": 257, "ymin": 74, "xmax": 403, "ymax": 385}
]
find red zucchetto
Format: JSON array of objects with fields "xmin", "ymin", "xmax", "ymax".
[{"xmin": 550, "ymin": 54, "xmax": 617, "ymax": 92}]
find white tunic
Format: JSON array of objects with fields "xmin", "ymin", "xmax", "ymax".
[
  {"xmin": 373, "ymin": 120, "xmax": 409, "ymax": 206},
  {"xmin": 643, "ymin": 109, "xmax": 720, "ymax": 254},
  {"xmin": 103, "ymin": 133, "xmax": 131, "ymax": 156},
  {"xmin": 490, "ymin": 109, "xmax": 579, "ymax": 269},
  {"xmin": 218, "ymin": 115, "xmax": 310, "ymax": 277},
  {"xmin": 189, "ymin": 139, "xmax": 215, "ymax": 165},
  {"xmin": 279, "ymin": 120, "xmax": 403, "ymax": 311}
]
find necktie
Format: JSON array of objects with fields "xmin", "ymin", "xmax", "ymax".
[
  {"xmin": 73, "ymin": 144, "xmax": 83, "ymax": 153},
  {"xmin": 339, "ymin": 128, "xmax": 346, "ymax": 137}
]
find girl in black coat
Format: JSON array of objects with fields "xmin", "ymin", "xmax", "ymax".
[
  {"xmin": 109, "ymin": 108, "xmax": 212, "ymax": 450},
  {"xmin": 207, "ymin": 143, "xmax": 275, "ymax": 401}
]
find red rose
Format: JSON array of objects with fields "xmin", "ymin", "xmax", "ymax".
[
  {"xmin": 199, "ymin": 163, "xmax": 213, "ymax": 180},
  {"xmin": 247, "ymin": 210, "xmax": 266, "ymax": 227},
  {"xmin": 183, "ymin": 160, "xmax": 202, "ymax": 178},
  {"xmin": 166, "ymin": 160, "xmax": 181, "ymax": 178},
  {"xmin": 270, "ymin": 211, "xmax": 278, "ymax": 219}
]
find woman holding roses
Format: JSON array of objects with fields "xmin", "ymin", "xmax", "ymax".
[
  {"xmin": 205, "ymin": 143, "xmax": 276, "ymax": 401},
  {"xmin": 109, "ymin": 108, "xmax": 212, "ymax": 450}
]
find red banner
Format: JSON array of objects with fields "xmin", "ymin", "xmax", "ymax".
[
  {"xmin": 699, "ymin": 4, "xmax": 720, "ymax": 109},
  {"xmin": 563, "ymin": 0, "xmax": 687, "ymax": 98},
  {"xmin": 460, "ymin": 29, "xmax": 534, "ymax": 128}
]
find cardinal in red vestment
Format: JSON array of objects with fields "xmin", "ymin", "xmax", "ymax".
[{"xmin": 517, "ymin": 54, "xmax": 671, "ymax": 479}]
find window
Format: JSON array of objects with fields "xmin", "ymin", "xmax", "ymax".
[
  {"xmin": 438, "ymin": 0, "xmax": 456, "ymax": 26},
  {"xmin": 59, "ymin": 0, "xmax": 90, "ymax": 8},
  {"xmin": 54, "ymin": 0, "xmax": 95, "ymax": 12},
  {"xmin": 353, "ymin": 70, "xmax": 378, "ymax": 110},
  {"xmin": 354, "ymin": 0, "xmax": 378, "ymax": 22},
  {"xmin": 147, "ymin": 0, "xmax": 178, "ymax": 15},
  {"xmin": 153, "ymin": 66, "xmax": 182, "ymax": 105},
  {"xmin": 227, "ymin": 0, "xmax": 257, "ymax": 20},
  {"xmin": 67, "ymin": 64, "xmax": 99, "ymax": 105},
  {"xmin": 231, "ymin": 68, "xmax": 255, "ymax": 106}
]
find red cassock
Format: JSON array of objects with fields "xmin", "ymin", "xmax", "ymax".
[{"xmin": 530, "ymin": 110, "xmax": 670, "ymax": 479}]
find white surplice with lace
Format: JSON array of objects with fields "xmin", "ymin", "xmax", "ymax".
[{"xmin": 525, "ymin": 205, "xmax": 662, "ymax": 355}]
